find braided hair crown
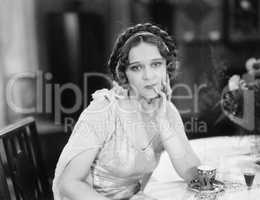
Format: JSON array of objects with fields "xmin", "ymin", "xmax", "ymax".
[{"xmin": 108, "ymin": 23, "xmax": 177, "ymax": 85}]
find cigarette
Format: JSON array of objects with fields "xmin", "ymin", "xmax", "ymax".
[{"xmin": 152, "ymin": 86, "xmax": 159, "ymax": 94}]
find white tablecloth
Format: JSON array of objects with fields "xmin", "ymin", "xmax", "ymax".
[{"xmin": 145, "ymin": 136, "xmax": 260, "ymax": 200}]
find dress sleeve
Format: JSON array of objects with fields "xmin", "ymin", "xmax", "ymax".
[
  {"xmin": 160, "ymin": 102, "xmax": 187, "ymax": 145},
  {"xmin": 167, "ymin": 102, "xmax": 185, "ymax": 134},
  {"xmin": 161, "ymin": 102, "xmax": 191, "ymax": 158},
  {"xmin": 52, "ymin": 89, "xmax": 116, "ymax": 200},
  {"xmin": 66, "ymin": 97, "xmax": 115, "ymax": 150}
]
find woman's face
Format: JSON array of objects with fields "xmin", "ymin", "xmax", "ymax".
[{"xmin": 125, "ymin": 42, "xmax": 167, "ymax": 101}]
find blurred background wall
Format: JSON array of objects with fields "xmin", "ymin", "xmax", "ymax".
[
  {"xmin": 34, "ymin": 0, "xmax": 260, "ymax": 136},
  {"xmin": 1, "ymin": 0, "xmax": 260, "ymax": 133},
  {"xmin": 0, "ymin": 0, "xmax": 39, "ymax": 124}
]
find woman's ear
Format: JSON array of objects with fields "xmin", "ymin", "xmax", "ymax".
[{"xmin": 117, "ymin": 69, "xmax": 128, "ymax": 86}]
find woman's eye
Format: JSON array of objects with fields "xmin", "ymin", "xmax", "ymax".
[
  {"xmin": 130, "ymin": 65, "xmax": 142, "ymax": 71},
  {"xmin": 151, "ymin": 62, "xmax": 163, "ymax": 68}
]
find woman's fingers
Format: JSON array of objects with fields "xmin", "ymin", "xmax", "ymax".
[
  {"xmin": 153, "ymin": 86, "xmax": 166, "ymax": 102},
  {"xmin": 152, "ymin": 86, "xmax": 167, "ymax": 120}
]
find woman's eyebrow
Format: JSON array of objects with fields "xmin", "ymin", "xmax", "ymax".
[
  {"xmin": 151, "ymin": 58, "xmax": 165, "ymax": 62},
  {"xmin": 129, "ymin": 58, "xmax": 164, "ymax": 65},
  {"xmin": 128, "ymin": 61, "xmax": 141, "ymax": 66}
]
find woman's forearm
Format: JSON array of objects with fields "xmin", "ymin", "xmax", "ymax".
[
  {"xmin": 163, "ymin": 138, "xmax": 201, "ymax": 183},
  {"xmin": 59, "ymin": 179, "xmax": 110, "ymax": 200},
  {"xmin": 158, "ymin": 120, "xmax": 201, "ymax": 183},
  {"xmin": 166, "ymin": 148, "xmax": 200, "ymax": 183}
]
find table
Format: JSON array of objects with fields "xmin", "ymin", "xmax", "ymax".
[{"xmin": 145, "ymin": 136, "xmax": 260, "ymax": 200}]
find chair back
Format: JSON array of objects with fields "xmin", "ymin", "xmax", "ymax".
[
  {"xmin": 0, "ymin": 156, "xmax": 11, "ymax": 200},
  {"xmin": 0, "ymin": 117, "xmax": 51, "ymax": 200}
]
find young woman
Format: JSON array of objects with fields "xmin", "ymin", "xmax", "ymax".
[{"xmin": 53, "ymin": 23, "xmax": 201, "ymax": 200}]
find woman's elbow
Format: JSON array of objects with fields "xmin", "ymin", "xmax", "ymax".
[{"xmin": 58, "ymin": 175, "xmax": 77, "ymax": 196}]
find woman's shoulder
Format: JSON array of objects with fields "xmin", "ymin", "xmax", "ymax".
[
  {"xmin": 88, "ymin": 89, "xmax": 116, "ymax": 111},
  {"xmin": 78, "ymin": 89, "xmax": 118, "ymax": 121},
  {"xmin": 87, "ymin": 88, "xmax": 136, "ymax": 114}
]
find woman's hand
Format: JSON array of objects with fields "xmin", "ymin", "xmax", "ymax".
[
  {"xmin": 152, "ymin": 86, "xmax": 168, "ymax": 122},
  {"xmin": 137, "ymin": 83, "xmax": 168, "ymax": 122},
  {"xmin": 151, "ymin": 83, "xmax": 176, "ymax": 142},
  {"xmin": 153, "ymin": 73, "xmax": 172, "ymax": 122}
]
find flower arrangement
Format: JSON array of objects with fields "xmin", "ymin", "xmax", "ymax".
[{"xmin": 221, "ymin": 58, "xmax": 260, "ymax": 130}]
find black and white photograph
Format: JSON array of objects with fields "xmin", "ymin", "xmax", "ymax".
[{"xmin": 0, "ymin": 0, "xmax": 260, "ymax": 199}]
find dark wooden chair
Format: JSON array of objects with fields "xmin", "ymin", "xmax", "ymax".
[
  {"xmin": 0, "ymin": 117, "xmax": 53, "ymax": 200},
  {"xmin": 0, "ymin": 157, "xmax": 11, "ymax": 200}
]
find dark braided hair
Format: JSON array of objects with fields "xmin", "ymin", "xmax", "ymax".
[{"xmin": 108, "ymin": 23, "xmax": 177, "ymax": 87}]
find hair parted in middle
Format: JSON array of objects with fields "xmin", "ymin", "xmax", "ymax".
[{"xmin": 107, "ymin": 23, "xmax": 178, "ymax": 88}]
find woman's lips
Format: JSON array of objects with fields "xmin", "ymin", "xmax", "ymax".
[{"xmin": 144, "ymin": 84, "xmax": 157, "ymax": 89}]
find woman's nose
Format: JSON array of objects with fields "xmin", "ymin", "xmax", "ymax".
[{"xmin": 142, "ymin": 66, "xmax": 154, "ymax": 80}]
